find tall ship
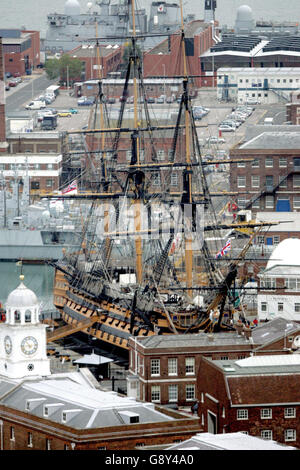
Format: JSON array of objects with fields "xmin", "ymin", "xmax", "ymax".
[{"xmin": 47, "ymin": 0, "xmax": 276, "ymax": 352}]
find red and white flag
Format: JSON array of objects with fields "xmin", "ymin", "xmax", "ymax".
[
  {"xmin": 157, "ymin": 4, "xmax": 164, "ymax": 12},
  {"xmin": 216, "ymin": 239, "xmax": 231, "ymax": 259},
  {"xmin": 62, "ymin": 180, "xmax": 78, "ymax": 195}
]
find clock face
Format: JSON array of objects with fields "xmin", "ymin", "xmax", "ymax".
[
  {"xmin": 4, "ymin": 335, "xmax": 12, "ymax": 355},
  {"xmin": 21, "ymin": 336, "xmax": 38, "ymax": 356}
]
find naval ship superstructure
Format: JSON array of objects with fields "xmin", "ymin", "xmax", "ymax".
[{"xmin": 44, "ymin": 0, "xmax": 192, "ymax": 54}]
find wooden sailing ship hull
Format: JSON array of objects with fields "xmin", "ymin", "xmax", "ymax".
[{"xmin": 52, "ymin": 269, "xmax": 213, "ymax": 351}]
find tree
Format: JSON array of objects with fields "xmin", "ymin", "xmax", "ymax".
[
  {"xmin": 121, "ymin": 43, "xmax": 143, "ymax": 77},
  {"xmin": 45, "ymin": 55, "xmax": 83, "ymax": 84},
  {"xmin": 45, "ymin": 58, "xmax": 60, "ymax": 80}
]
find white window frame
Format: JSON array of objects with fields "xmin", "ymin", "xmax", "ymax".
[
  {"xmin": 294, "ymin": 196, "xmax": 300, "ymax": 209},
  {"xmin": 260, "ymin": 408, "xmax": 272, "ymax": 419},
  {"xmin": 279, "ymin": 157, "xmax": 287, "ymax": 167},
  {"xmin": 168, "ymin": 384, "xmax": 178, "ymax": 403},
  {"xmin": 237, "ymin": 409, "xmax": 248, "ymax": 420},
  {"xmin": 150, "ymin": 358, "xmax": 160, "ymax": 376},
  {"xmin": 237, "ymin": 176, "xmax": 246, "ymax": 188},
  {"xmin": 151, "ymin": 385, "xmax": 161, "ymax": 402},
  {"xmin": 186, "ymin": 384, "xmax": 196, "ymax": 401},
  {"xmin": 265, "ymin": 157, "xmax": 273, "ymax": 168},
  {"xmin": 285, "ymin": 429, "xmax": 296, "ymax": 442},
  {"xmin": 285, "ymin": 407, "xmax": 296, "ymax": 419},
  {"xmin": 261, "ymin": 430, "xmax": 272, "ymax": 440},
  {"xmin": 185, "ymin": 357, "xmax": 195, "ymax": 375},
  {"xmin": 168, "ymin": 358, "xmax": 178, "ymax": 376},
  {"xmin": 251, "ymin": 175, "xmax": 260, "ymax": 188}
]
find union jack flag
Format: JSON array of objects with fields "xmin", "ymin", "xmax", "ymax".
[
  {"xmin": 62, "ymin": 180, "xmax": 78, "ymax": 194},
  {"xmin": 216, "ymin": 239, "xmax": 231, "ymax": 259}
]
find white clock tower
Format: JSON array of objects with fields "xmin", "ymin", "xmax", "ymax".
[{"xmin": 0, "ymin": 275, "xmax": 51, "ymax": 379}]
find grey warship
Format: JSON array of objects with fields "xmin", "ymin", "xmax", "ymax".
[{"xmin": 44, "ymin": 0, "xmax": 189, "ymax": 54}]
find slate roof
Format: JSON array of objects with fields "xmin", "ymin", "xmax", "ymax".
[
  {"xmin": 0, "ymin": 374, "xmax": 177, "ymax": 430},
  {"xmin": 240, "ymin": 132, "xmax": 300, "ymax": 150}
]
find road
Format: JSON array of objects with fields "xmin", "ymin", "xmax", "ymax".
[{"xmin": 5, "ymin": 74, "xmax": 55, "ymax": 113}]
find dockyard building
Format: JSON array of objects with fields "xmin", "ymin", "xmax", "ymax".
[
  {"xmin": 197, "ymin": 354, "xmax": 300, "ymax": 448},
  {"xmin": 127, "ymin": 318, "xmax": 300, "ymax": 408},
  {"xmin": 0, "ymin": 277, "xmax": 201, "ymax": 450}
]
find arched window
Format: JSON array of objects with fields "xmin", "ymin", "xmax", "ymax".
[
  {"xmin": 14, "ymin": 310, "xmax": 21, "ymax": 323},
  {"xmin": 25, "ymin": 309, "xmax": 32, "ymax": 323}
]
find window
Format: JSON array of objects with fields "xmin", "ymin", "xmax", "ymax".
[
  {"xmin": 295, "ymin": 303, "xmax": 300, "ymax": 313},
  {"xmin": 46, "ymin": 439, "xmax": 51, "ymax": 450},
  {"xmin": 265, "ymin": 157, "xmax": 273, "ymax": 168},
  {"xmin": 186, "ymin": 384, "xmax": 195, "ymax": 401},
  {"xmin": 285, "ymin": 429, "xmax": 296, "ymax": 442},
  {"xmin": 265, "ymin": 195, "xmax": 274, "ymax": 209},
  {"xmin": 139, "ymin": 149, "xmax": 145, "ymax": 161},
  {"xmin": 46, "ymin": 179, "xmax": 53, "ymax": 188},
  {"xmin": 185, "ymin": 357, "xmax": 195, "ymax": 375},
  {"xmin": 126, "ymin": 150, "xmax": 132, "ymax": 161},
  {"xmin": 293, "ymin": 175, "xmax": 300, "ymax": 188},
  {"xmin": 261, "ymin": 430, "xmax": 272, "ymax": 440},
  {"xmin": 237, "ymin": 409, "xmax": 248, "ymax": 420},
  {"xmin": 151, "ymin": 385, "xmax": 160, "ymax": 402},
  {"xmin": 220, "ymin": 356, "xmax": 228, "ymax": 360},
  {"xmin": 168, "ymin": 149, "xmax": 174, "ymax": 161},
  {"xmin": 273, "ymin": 236, "xmax": 280, "ymax": 245},
  {"xmin": 261, "ymin": 302, "xmax": 267, "ymax": 312},
  {"xmin": 157, "ymin": 150, "xmax": 165, "ymax": 161},
  {"xmin": 168, "ymin": 358, "xmax": 178, "ymax": 376},
  {"xmin": 261, "ymin": 408, "xmax": 272, "ymax": 419},
  {"xmin": 10, "ymin": 426, "xmax": 15, "ymax": 441},
  {"xmin": 168, "ymin": 384, "xmax": 178, "ymax": 402},
  {"xmin": 237, "ymin": 176, "xmax": 246, "ymax": 188},
  {"xmin": 170, "ymin": 172, "xmax": 178, "ymax": 186},
  {"xmin": 251, "ymin": 175, "xmax": 260, "ymax": 188},
  {"xmin": 153, "ymin": 173, "xmax": 161, "ymax": 186},
  {"xmin": 28, "ymin": 432, "xmax": 33, "ymax": 447},
  {"xmin": 251, "ymin": 159, "xmax": 260, "ymax": 168},
  {"xmin": 237, "ymin": 198, "xmax": 246, "ymax": 209},
  {"xmin": 47, "ymin": 163, "xmax": 54, "ymax": 169},
  {"xmin": 150, "ymin": 358, "xmax": 160, "ymax": 376},
  {"xmin": 285, "ymin": 408, "xmax": 296, "ymax": 418},
  {"xmin": 294, "ymin": 196, "xmax": 300, "ymax": 209},
  {"xmin": 279, "ymin": 157, "xmax": 287, "ymax": 167},
  {"xmin": 25, "ymin": 310, "xmax": 31, "ymax": 323},
  {"xmin": 237, "ymin": 161, "xmax": 245, "ymax": 168},
  {"xmin": 278, "ymin": 302, "xmax": 284, "ymax": 312}
]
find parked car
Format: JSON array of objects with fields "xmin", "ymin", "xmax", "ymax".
[
  {"xmin": 218, "ymin": 124, "xmax": 235, "ymax": 132},
  {"xmin": 68, "ymin": 108, "xmax": 78, "ymax": 114},
  {"xmin": 128, "ymin": 96, "xmax": 134, "ymax": 104},
  {"xmin": 25, "ymin": 100, "xmax": 46, "ymax": 110},
  {"xmin": 5, "ymin": 72, "xmax": 12, "ymax": 78},
  {"xmin": 157, "ymin": 97, "xmax": 164, "ymax": 104},
  {"xmin": 13, "ymin": 77, "xmax": 22, "ymax": 84},
  {"xmin": 206, "ymin": 136, "xmax": 225, "ymax": 144},
  {"xmin": 8, "ymin": 80, "xmax": 17, "ymax": 87},
  {"xmin": 119, "ymin": 96, "xmax": 127, "ymax": 102},
  {"xmin": 44, "ymin": 108, "xmax": 57, "ymax": 115},
  {"xmin": 5, "ymin": 84, "xmax": 10, "ymax": 91},
  {"xmin": 78, "ymin": 97, "xmax": 95, "ymax": 106},
  {"xmin": 108, "ymin": 97, "xmax": 116, "ymax": 104},
  {"xmin": 13, "ymin": 72, "xmax": 21, "ymax": 78},
  {"xmin": 57, "ymin": 111, "xmax": 72, "ymax": 117},
  {"xmin": 146, "ymin": 97, "xmax": 155, "ymax": 103},
  {"xmin": 166, "ymin": 97, "xmax": 173, "ymax": 103}
]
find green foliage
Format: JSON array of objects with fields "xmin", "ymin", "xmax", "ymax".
[{"xmin": 45, "ymin": 55, "xmax": 83, "ymax": 83}]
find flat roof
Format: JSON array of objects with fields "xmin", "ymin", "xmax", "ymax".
[{"xmin": 134, "ymin": 332, "xmax": 251, "ymax": 349}]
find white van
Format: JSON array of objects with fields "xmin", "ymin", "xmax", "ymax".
[
  {"xmin": 264, "ymin": 117, "xmax": 274, "ymax": 125},
  {"xmin": 25, "ymin": 100, "xmax": 46, "ymax": 110}
]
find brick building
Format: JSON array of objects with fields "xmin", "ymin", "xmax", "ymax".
[
  {"xmin": 197, "ymin": 354, "xmax": 300, "ymax": 448},
  {"xmin": 1, "ymin": 29, "xmax": 40, "ymax": 76},
  {"xmin": 229, "ymin": 132, "xmax": 300, "ymax": 215},
  {"xmin": 143, "ymin": 20, "xmax": 218, "ymax": 88},
  {"xmin": 127, "ymin": 318, "xmax": 300, "ymax": 408},
  {"xmin": 0, "ymin": 276, "xmax": 201, "ymax": 450},
  {"xmin": 66, "ymin": 44, "xmax": 123, "ymax": 82},
  {"xmin": 286, "ymin": 90, "xmax": 300, "ymax": 124}
]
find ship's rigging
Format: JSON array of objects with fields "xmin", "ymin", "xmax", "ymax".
[{"xmin": 44, "ymin": 0, "xmax": 280, "ymax": 350}]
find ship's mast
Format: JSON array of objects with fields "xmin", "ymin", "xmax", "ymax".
[
  {"xmin": 179, "ymin": 0, "xmax": 193, "ymax": 298},
  {"xmin": 131, "ymin": 0, "xmax": 143, "ymax": 284}
]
